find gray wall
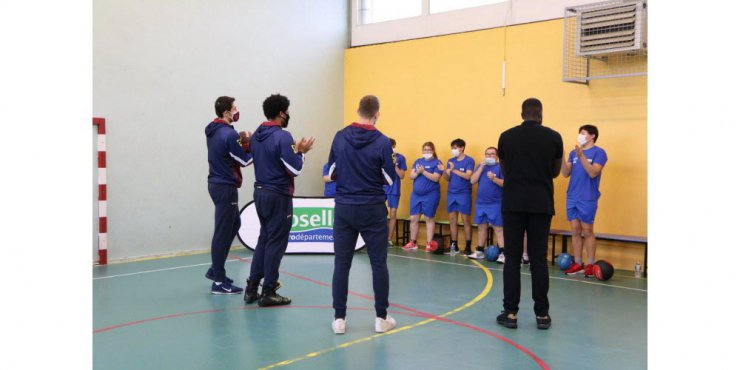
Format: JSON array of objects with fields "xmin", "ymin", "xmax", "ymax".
[{"xmin": 94, "ymin": 0, "xmax": 348, "ymax": 261}]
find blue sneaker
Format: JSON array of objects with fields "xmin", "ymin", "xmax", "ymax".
[
  {"xmin": 205, "ymin": 268, "xmax": 234, "ymax": 284},
  {"xmin": 211, "ymin": 282, "xmax": 243, "ymax": 295}
]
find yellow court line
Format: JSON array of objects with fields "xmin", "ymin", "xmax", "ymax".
[{"xmin": 258, "ymin": 259, "xmax": 493, "ymax": 370}]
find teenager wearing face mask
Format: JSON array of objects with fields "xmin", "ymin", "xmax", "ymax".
[
  {"xmin": 561, "ymin": 125, "xmax": 608, "ymax": 277},
  {"xmin": 403, "ymin": 142, "xmax": 443, "ymax": 251},
  {"xmin": 443, "ymin": 139, "xmax": 476, "ymax": 256},
  {"xmin": 383, "ymin": 138, "xmax": 407, "ymax": 247},
  {"xmin": 469, "ymin": 147, "xmax": 504, "ymax": 260},
  {"xmin": 243, "ymin": 94, "xmax": 315, "ymax": 306},
  {"xmin": 204, "ymin": 96, "xmax": 253, "ymax": 295}
]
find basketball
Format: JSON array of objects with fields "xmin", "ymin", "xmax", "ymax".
[
  {"xmin": 484, "ymin": 246, "xmax": 500, "ymax": 261},
  {"xmin": 557, "ymin": 253, "xmax": 574, "ymax": 270},
  {"xmin": 593, "ymin": 260, "xmax": 615, "ymax": 281}
]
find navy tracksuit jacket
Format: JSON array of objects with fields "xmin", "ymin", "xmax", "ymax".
[
  {"xmin": 247, "ymin": 121, "xmax": 305, "ymax": 287},
  {"xmin": 327, "ymin": 123, "xmax": 395, "ymax": 319},
  {"xmin": 205, "ymin": 119, "xmax": 252, "ymax": 282}
]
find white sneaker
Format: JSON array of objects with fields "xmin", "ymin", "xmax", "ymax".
[
  {"xmin": 496, "ymin": 253, "xmax": 506, "ymax": 264},
  {"xmin": 332, "ymin": 318, "xmax": 346, "ymax": 334},
  {"xmin": 467, "ymin": 251, "xmax": 484, "ymax": 260},
  {"xmin": 375, "ymin": 315, "xmax": 397, "ymax": 333}
]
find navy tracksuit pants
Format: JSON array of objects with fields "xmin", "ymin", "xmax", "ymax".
[
  {"xmin": 248, "ymin": 187, "xmax": 293, "ymax": 287},
  {"xmin": 332, "ymin": 202, "xmax": 389, "ymax": 319},
  {"xmin": 208, "ymin": 183, "xmax": 241, "ymax": 282}
]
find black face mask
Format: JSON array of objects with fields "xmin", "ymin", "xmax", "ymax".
[{"xmin": 281, "ymin": 113, "xmax": 290, "ymax": 128}]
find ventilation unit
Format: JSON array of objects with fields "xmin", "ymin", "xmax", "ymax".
[{"xmin": 574, "ymin": 0, "xmax": 647, "ymax": 57}]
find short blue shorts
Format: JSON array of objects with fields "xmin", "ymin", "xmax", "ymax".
[
  {"xmin": 446, "ymin": 193, "xmax": 472, "ymax": 215},
  {"xmin": 566, "ymin": 199, "xmax": 598, "ymax": 224},
  {"xmin": 386, "ymin": 194, "xmax": 400, "ymax": 209},
  {"xmin": 474, "ymin": 202, "xmax": 503, "ymax": 227},
  {"xmin": 410, "ymin": 192, "xmax": 440, "ymax": 218}
]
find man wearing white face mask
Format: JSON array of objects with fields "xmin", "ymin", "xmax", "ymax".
[
  {"xmin": 443, "ymin": 138, "xmax": 475, "ymax": 255},
  {"xmin": 470, "ymin": 147, "xmax": 505, "ymax": 260},
  {"xmin": 562, "ymin": 125, "xmax": 608, "ymax": 277}
]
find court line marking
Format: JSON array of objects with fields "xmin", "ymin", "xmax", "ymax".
[
  {"xmin": 256, "ymin": 259, "xmax": 543, "ymax": 370},
  {"xmin": 388, "ymin": 253, "xmax": 648, "ymax": 292},
  {"xmin": 92, "ymin": 260, "xmax": 238, "ymax": 280}
]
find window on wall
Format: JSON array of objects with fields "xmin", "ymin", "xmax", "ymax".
[
  {"xmin": 430, "ymin": 0, "xmax": 509, "ymax": 14},
  {"xmin": 360, "ymin": 0, "xmax": 423, "ymax": 25}
]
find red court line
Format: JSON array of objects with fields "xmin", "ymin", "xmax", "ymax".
[{"xmin": 237, "ymin": 257, "xmax": 550, "ymax": 370}]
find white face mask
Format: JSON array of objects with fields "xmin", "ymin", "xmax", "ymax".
[
  {"xmin": 392, "ymin": 148, "xmax": 397, "ymax": 153},
  {"xmin": 422, "ymin": 153, "xmax": 433, "ymax": 160},
  {"xmin": 577, "ymin": 134, "xmax": 588, "ymax": 146},
  {"xmin": 451, "ymin": 149, "xmax": 460, "ymax": 157},
  {"xmin": 485, "ymin": 158, "xmax": 497, "ymax": 165}
]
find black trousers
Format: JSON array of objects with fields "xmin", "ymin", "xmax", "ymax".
[
  {"xmin": 332, "ymin": 203, "xmax": 389, "ymax": 319},
  {"xmin": 502, "ymin": 211, "xmax": 552, "ymax": 316},
  {"xmin": 208, "ymin": 183, "xmax": 241, "ymax": 282},
  {"xmin": 248, "ymin": 187, "xmax": 293, "ymax": 287}
]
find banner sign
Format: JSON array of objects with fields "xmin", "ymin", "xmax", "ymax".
[{"xmin": 238, "ymin": 197, "xmax": 365, "ymax": 254}]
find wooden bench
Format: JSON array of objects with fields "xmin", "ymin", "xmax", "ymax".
[
  {"xmin": 549, "ymin": 229, "xmax": 648, "ymax": 276},
  {"xmin": 394, "ymin": 218, "xmax": 495, "ymax": 247}
]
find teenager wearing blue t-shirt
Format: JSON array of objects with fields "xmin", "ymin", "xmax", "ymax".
[
  {"xmin": 562, "ymin": 125, "xmax": 607, "ymax": 277},
  {"xmin": 403, "ymin": 142, "xmax": 443, "ymax": 251},
  {"xmin": 469, "ymin": 147, "xmax": 504, "ymax": 260},
  {"xmin": 443, "ymin": 138, "xmax": 476, "ymax": 256},
  {"xmin": 385, "ymin": 138, "xmax": 407, "ymax": 246},
  {"xmin": 323, "ymin": 162, "xmax": 336, "ymax": 197}
]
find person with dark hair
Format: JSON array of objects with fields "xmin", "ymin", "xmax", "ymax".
[
  {"xmin": 562, "ymin": 124, "xmax": 608, "ymax": 277},
  {"xmin": 384, "ymin": 138, "xmax": 407, "ymax": 247},
  {"xmin": 243, "ymin": 94, "xmax": 315, "ymax": 307},
  {"xmin": 322, "ymin": 161, "xmax": 336, "ymax": 197},
  {"xmin": 327, "ymin": 95, "xmax": 397, "ymax": 334},
  {"xmin": 469, "ymin": 147, "xmax": 505, "ymax": 260},
  {"xmin": 204, "ymin": 96, "xmax": 253, "ymax": 294},
  {"xmin": 496, "ymin": 98, "xmax": 563, "ymax": 330},
  {"xmin": 443, "ymin": 138, "xmax": 475, "ymax": 255},
  {"xmin": 403, "ymin": 142, "xmax": 443, "ymax": 251}
]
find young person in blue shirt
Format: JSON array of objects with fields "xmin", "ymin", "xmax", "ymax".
[
  {"xmin": 323, "ymin": 162, "xmax": 336, "ymax": 197},
  {"xmin": 384, "ymin": 138, "xmax": 407, "ymax": 247},
  {"xmin": 443, "ymin": 139, "xmax": 476, "ymax": 256},
  {"xmin": 327, "ymin": 95, "xmax": 397, "ymax": 334},
  {"xmin": 469, "ymin": 147, "xmax": 504, "ymax": 260},
  {"xmin": 562, "ymin": 125, "xmax": 608, "ymax": 277},
  {"xmin": 243, "ymin": 94, "xmax": 315, "ymax": 306},
  {"xmin": 403, "ymin": 142, "xmax": 443, "ymax": 251},
  {"xmin": 204, "ymin": 96, "xmax": 253, "ymax": 295}
]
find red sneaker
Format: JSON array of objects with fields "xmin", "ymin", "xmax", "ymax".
[
  {"xmin": 564, "ymin": 262, "xmax": 584, "ymax": 275},
  {"xmin": 425, "ymin": 244, "xmax": 432, "ymax": 252},
  {"xmin": 584, "ymin": 264, "xmax": 595, "ymax": 278},
  {"xmin": 402, "ymin": 241, "xmax": 418, "ymax": 251}
]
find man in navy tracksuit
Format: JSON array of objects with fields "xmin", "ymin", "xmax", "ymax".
[
  {"xmin": 327, "ymin": 95, "xmax": 397, "ymax": 334},
  {"xmin": 243, "ymin": 94, "xmax": 315, "ymax": 307},
  {"xmin": 205, "ymin": 96, "xmax": 252, "ymax": 295}
]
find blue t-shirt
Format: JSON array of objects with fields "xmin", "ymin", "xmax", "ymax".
[
  {"xmin": 322, "ymin": 162, "xmax": 336, "ymax": 197},
  {"xmin": 384, "ymin": 153, "xmax": 407, "ymax": 196},
  {"xmin": 566, "ymin": 146, "xmax": 608, "ymax": 201},
  {"xmin": 475, "ymin": 163, "xmax": 503, "ymax": 204},
  {"xmin": 412, "ymin": 157, "xmax": 443, "ymax": 195},
  {"xmin": 446, "ymin": 155, "xmax": 475, "ymax": 194}
]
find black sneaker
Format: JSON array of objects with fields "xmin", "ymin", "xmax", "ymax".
[
  {"xmin": 243, "ymin": 279, "xmax": 261, "ymax": 304},
  {"xmin": 211, "ymin": 281, "xmax": 243, "ymax": 295},
  {"xmin": 205, "ymin": 268, "xmax": 234, "ymax": 284},
  {"xmin": 536, "ymin": 315, "xmax": 552, "ymax": 330},
  {"xmin": 258, "ymin": 282, "xmax": 292, "ymax": 307},
  {"xmin": 496, "ymin": 311, "xmax": 518, "ymax": 329}
]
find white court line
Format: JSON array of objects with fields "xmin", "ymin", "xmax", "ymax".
[
  {"xmin": 388, "ymin": 254, "xmax": 648, "ymax": 293},
  {"xmin": 93, "ymin": 253, "xmax": 647, "ymax": 292},
  {"xmin": 92, "ymin": 260, "xmax": 238, "ymax": 280}
]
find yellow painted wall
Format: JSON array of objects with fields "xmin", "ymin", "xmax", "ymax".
[{"xmin": 344, "ymin": 19, "xmax": 647, "ymax": 239}]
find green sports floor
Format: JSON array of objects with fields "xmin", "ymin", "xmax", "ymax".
[{"xmin": 93, "ymin": 248, "xmax": 647, "ymax": 370}]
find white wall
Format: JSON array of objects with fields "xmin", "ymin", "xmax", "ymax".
[{"xmin": 94, "ymin": 0, "xmax": 348, "ymax": 261}]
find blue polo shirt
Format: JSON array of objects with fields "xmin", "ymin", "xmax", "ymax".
[
  {"xmin": 411, "ymin": 157, "xmax": 443, "ymax": 195},
  {"xmin": 322, "ymin": 162, "xmax": 336, "ymax": 197},
  {"xmin": 446, "ymin": 155, "xmax": 475, "ymax": 194},
  {"xmin": 475, "ymin": 163, "xmax": 503, "ymax": 204},
  {"xmin": 384, "ymin": 153, "xmax": 407, "ymax": 196},
  {"xmin": 566, "ymin": 146, "xmax": 608, "ymax": 201}
]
